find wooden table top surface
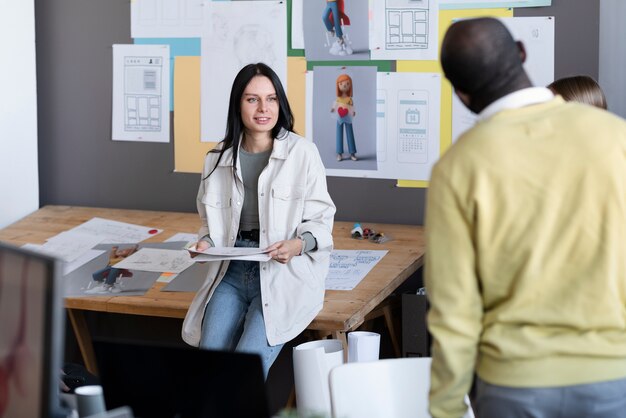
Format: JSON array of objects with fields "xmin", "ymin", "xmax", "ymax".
[{"xmin": 0, "ymin": 205, "xmax": 425, "ymax": 332}]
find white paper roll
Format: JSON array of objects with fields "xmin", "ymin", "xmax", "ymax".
[
  {"xmin": 293, "ymin": 339, "xmax": 344, "ymax": 417},
  {"xmin": 347, "ymin": 331, "xmax": 381, "ymax": 363}
]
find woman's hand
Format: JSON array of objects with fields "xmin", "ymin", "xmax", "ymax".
[
  {"xmin": 195, "ymin": 240, "xmax": 211, "ymax": 252},
  {"xmin": 266, "ymin": 239, "xmax": 303, "ymax": 264}
]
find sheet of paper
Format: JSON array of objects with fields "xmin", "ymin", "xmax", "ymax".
[
  {"xmin": 173, "ymin": 56, "xmax": 216, "ymax": 173},
  {"xmin": 21, "ymin": 244, "xmax": 105, "ymax": 276},
  {"xmin": 201, "ymin": 1, "xmax": 287, "ymax": 142},
  {"xmin": 68, "ymin": 217, "xmax": 162, "ymax": 244},
  {"xmin": 188, "ymin": 245, "xmax": 271, "ymax": 262},
  {"xmin": 112, "ymin": 44, "xmax": 170, "ymax": 142},
  {"xmin": 325, "ymin": 250, "xmax": 388, "ymax": 291},
  {"xmin": 131, "ymin": 0, "xmax": 204, "ymax": 38},
  {"xmin": 193, "ymin": 253, "xmax": 272, "ymax": 262},
  {"xmin": 39, "ymin": 230, "xmax": 105, "ymax": 262},
  {"xmin": 113, "ymin": 248, "xmax": 194, "ymax": 273},
  {"xmin": 291, "ymin": 0, "xmax": 304, "ymax": 49},
  {"xmin": 452, "ymin": 16, "xmax": 555, "ymax": 142},
  {"xmin": 370, "ymin": 0, "xmax": 439, "ymax": 61}
]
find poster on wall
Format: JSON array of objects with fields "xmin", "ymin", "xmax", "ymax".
[
  {"xmin": 112, "ymin": 44, "xmax": 170, "ymax": 143},
  {"xmin": 302, "ymin": 0, "xmax": 370, "ymax": 61},
  {"xmin": 370, "ymin": 0, "xmax": 440, "ymax": 61},
  {"xmin": 311, "ymin": 66, "xmax": 378, "ymax": 173},
  {"xmin": 201, "ymin": 1, "xmax": 287, "ymax": 142}
]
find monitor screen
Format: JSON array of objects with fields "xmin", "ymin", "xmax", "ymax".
[
  {"xmin": 93, "ymin": 339, "xmax": 270, "ymax": 418},
  {"xmin": 0, "ymin": 242, "xmax": 65, "ymax": 418}
]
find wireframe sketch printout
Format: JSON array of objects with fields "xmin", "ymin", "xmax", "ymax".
[
  {"xmin": 451, "ymin": 16, "xmax": 555, "ymax": 142},
  {"xmin": 325, "ymin": 250, "xmax": 388, "ymax": 291},
  {"xmin": 112, "ymin": 44, "xmax": 170, "ymax": 142},
  {"xmin": 370, "ymin": 0, "xmax": 439, "ymax": 60},
  {"xmin": 131, "ymin": 0, "xmax": 204, "ymax": 38},
  {"xmin": 201, "ymin": 1, "xmax": 287, "ymax": 142}
]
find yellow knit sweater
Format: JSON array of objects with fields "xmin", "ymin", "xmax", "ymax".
[{"xmin": 425, "ymin": 97, "xmax": 626, "ymax": 418}]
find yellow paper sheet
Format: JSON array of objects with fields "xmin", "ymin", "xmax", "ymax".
[
  {"xmin": 174, "ymin": 56, "xmax": 216, "ymax": 174},
  {"xmin": 287, "ymin": 57, "xmax": 307, "ymax": 136},
  {"xmin": 396, "ymin": 8, "xmax": 513, "ymax": 188}
]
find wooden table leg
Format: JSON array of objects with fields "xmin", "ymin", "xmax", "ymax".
[
  {"xmin": 331, "ymin": 330, "xmax": 348, "ymax": 362},
  {"xmin": 67, "ymin": 308, "xmax": 99, "ymax": 376}
]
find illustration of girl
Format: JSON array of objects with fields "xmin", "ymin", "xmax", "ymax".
[
  {"xmin": 332, "ymin": 73, "xmax": 357, "ymax": 161},
  {"xmin": 322, "ymin": 0, "xmax": 353, "ymax": 56}
]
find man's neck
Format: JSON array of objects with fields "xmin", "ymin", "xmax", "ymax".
[{"xmin": 472, "ymin": 76, "xmax": 533, "ymax": 114}]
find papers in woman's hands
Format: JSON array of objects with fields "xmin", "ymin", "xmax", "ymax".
[{"xmin": 188, "ymin": 245, "xmax": 271, "ymax": 262}]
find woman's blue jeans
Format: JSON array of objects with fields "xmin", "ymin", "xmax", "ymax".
[{"xmin": 199, "ymin": 238, "xmax": 283, "ymax": 379}]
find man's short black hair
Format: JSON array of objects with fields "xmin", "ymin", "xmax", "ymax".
[{"xmin": 441, "ymin": 18, "xmax": 526, "ymax": 99}]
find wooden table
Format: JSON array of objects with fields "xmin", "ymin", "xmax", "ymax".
[{"xmin": 0, "ymin": 206, "xmax": 425, "ymax": 374}]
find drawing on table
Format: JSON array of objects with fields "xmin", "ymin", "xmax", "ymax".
[
  {"xmin": 385, "ymin": 0, "xmax": 429, "ymax": 50},
  {"xmin": 85, "ymin": 245, "xmax": 139, "ymax": 295},
  {"xmin": 397, "ymin": 89, "xmax": 429, "ymax": 164}
]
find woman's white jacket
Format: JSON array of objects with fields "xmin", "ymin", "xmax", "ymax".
[{"xmin": 182, "ymin": 131, "xmax": 336, "ymax": 346}]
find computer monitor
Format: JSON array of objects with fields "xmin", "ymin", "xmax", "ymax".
[
  {"xmin": 0, "ymin": 241, "xmax": 66, "ymax": 418},
  {"xmin": 93, "ymin": 339, "xmax": 270, "ymax": 418}
]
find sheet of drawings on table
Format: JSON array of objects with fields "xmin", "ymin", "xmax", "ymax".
[
  {"xmin": 20, "ymin": 217, "xmax": 175, "ymax": 297},
  {"xmin": 325, "ymin": 249, "xmax": 388, "ymax": 291}
]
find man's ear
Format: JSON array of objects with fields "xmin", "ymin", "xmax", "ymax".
[{"xmin": 517, "ymin": 41, "xmax": 527, "ymax": 64}]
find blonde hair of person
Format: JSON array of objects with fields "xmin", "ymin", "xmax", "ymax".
[{"xmin": 547, "ymin": 75, "xmax": 607, "ymax": 109}]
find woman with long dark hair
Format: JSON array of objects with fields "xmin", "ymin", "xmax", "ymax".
[{"xmin": 182, "ymin": 63, "xmax": 336, "ymax": 377}]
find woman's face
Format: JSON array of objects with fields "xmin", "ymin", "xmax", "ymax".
[
  {"xmin": 240, "ymin": 75, "xmax": 279, "ymax": 138},
  {"xmin": 338, "ymin": 79, "xmax": 351, "ymax": 94}
]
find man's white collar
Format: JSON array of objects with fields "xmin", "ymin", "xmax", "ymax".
[{"xmin": 478, "ymin": 87, "xmax": 555, "ymax": 121}]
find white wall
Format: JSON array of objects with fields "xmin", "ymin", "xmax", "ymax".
[
  {"xmin": 0, "ymin": 0, "xmax": 39, "ymax": 228},
  {"xmin": 599, "ymin": 0, "xmax": 626, "ymax": 119}
]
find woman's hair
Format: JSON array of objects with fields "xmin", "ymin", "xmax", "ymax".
[
  {"xmin": 336, "ymin": 74, "xmax": 353, "ymax": 97},
  {"xmin": 547, "ymin": 75, "xmax": 607, "ymax": 109},
  {"xmin": 205, "ymin": 63, "xmax": 294, "ymax": 179}
]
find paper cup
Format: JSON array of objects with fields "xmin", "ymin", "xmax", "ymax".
[{"xmin": 75, "ymin": 385, "xmax": 106, "ymax": 417}]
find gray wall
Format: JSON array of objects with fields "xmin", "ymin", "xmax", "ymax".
[
  {"xmin": 35, "ymin": 0, "xmax": 599, "ymax": 226},
  {"xmin": 599, "ymin": 0, "xmax": 626, "ymax": 118}
]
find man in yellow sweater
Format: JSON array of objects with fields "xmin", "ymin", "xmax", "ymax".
[{"xmin": 425, "ymin": 17, "xmax": 626, "ymax": 418}]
